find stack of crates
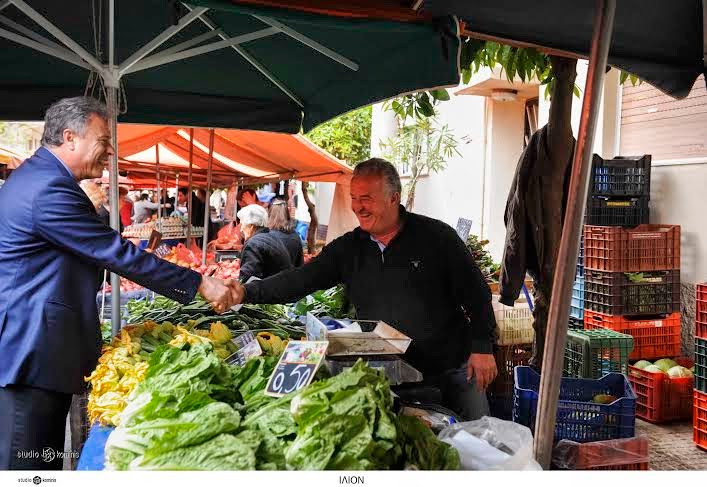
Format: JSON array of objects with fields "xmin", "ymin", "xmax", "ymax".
[
  {"xmin": 570, "ymin": 156, "xmax": 651, "ymax": 328},
  {"xmin": 694, "ymin": 284, "xmax": 707, "ymax": 450},
  {"xmin": 489, "ymin": 297, "xmax": 534, "ymax": 419},
  {"xmin": 583, "ymin": 224, "xmax": 683, "ymax": 423}
]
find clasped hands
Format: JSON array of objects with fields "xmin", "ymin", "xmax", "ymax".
[{"xmin": 198, "ymin": 275, "xmax": 245, "ymax": 314}]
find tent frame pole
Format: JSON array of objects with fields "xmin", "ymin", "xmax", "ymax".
[
  {"xmin": 202, "ymin": 129, "xmax": 215, "ymax": 266},
  {"xmin": 106, "ymin": 0, "xmax": 121, "ymax": 337},
  {"xmin": 533, "ymin": 0, "xmax": 616, "ymax": 469},
  {"xmin": 187, "ymin": 128, "xmax": 195, "ymax": 243}
]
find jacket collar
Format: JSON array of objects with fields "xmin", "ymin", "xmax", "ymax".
[{"xmin": 35, "ymin": 146, "xmax": 74, "ymax": 180}]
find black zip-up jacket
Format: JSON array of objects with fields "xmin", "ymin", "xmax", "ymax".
[
  {"xmin": 245, "ymin": 207, "xmax": 497, "ymax": 375},
  {"xmin": 239, "ymin": 228, "xmax": 293, "ymax": 282},
  {"xmin": 272, "ymin": 229, "xmax": 304, "ymax": 267}
]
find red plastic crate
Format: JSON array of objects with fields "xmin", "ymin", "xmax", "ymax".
[
  {"xmin": 628, "ymin": 357, "xmax": 693, "ymax": 423},
  {"xmin": 694, "ymin": 389, "xmax": 707, "ymax": 452},
  {"xmin": 583, "ymin": 310, "xmax": 681, "ymax": 361},
  {"xmin": 553, "ymin": 436, "xmax": 649, "ymax": 470},
  {"xmin": 584, "ymin": 224, "xmax": 680, "ymax": 272},
  {"xmin": 697, "ymin": 283, "xmax": 707, "ymax": 339}
]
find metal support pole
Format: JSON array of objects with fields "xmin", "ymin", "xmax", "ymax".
[
  {"xmin": 187, "ymin": 128, "xmax": 194, "ymax": 243},
  {"xmin": 106, "ymin": 0, "xmax": 121, "ymax": 337},
  {"xmin": 202, "ymin": 129, "xmax": 214, "ymax": 265},
  {"xmin": 155, "ymin": 144, "xmax": 162, "ymax": 231},
  {"xmin": 533, "ymin": 0, "xmax": 616, "ymax": 469}
]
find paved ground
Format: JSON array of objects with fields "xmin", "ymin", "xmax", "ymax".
[{"xmin": 637, "ymin": 419, "xmax": 707, "ymax": 470}]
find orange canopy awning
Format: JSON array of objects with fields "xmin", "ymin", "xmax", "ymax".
[{"xmin": 116, "ymin": 125, "xmax": 352, "ymax": 189}]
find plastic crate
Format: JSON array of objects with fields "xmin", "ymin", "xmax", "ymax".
[
  {"xmin": 583, "ymin": 310, "xmax": 681, "ymax": 361},
  {"xmin": 628, "ymin": 357, "xmax": 694, "ymax": 423},
  {"xmin": 564, "ymin": 329, "xmax": 634, "ymax": 379},
  {"xmin": 693, "ymin": 389, "xmax": 707, "ymax": 452},
  {"xmin": 488, "ymin": 343, "xmax": 533, "ymax": 420},
  {"xmin": 585, "ymin": 196, "xmax": 649, "ymax": 227},
  {"xmin": 570, "ymin": 276, "xmax": 585, "ymax": 321},
  {"xmin": 696, "ymin": 338, "xmax": 707, "ymax": 393},
  {"xmin": 513, "ymin": 366, "xmax": 636, "ymax": 443},
  {"xmin": 590, "ymin": 154, "xmax": 651, "ymax": 198},
  {"xmin": 584, "ymin": 269, "xmax": 680, "ymax": 316},
  {"xmin": 568, "ymin": 318, "xmax": 584, "ymax": 330},
  {"xmin": 552, "ymin": 436, "xmax": 649, "ymax": 470},
  {"xmin": 697, "ymin": 283, "xmax": 707, "ymax": 339},
  {"xmin": 493, "ymin": 300, "xmax": 534, "ymax": 346},
  {"xmin": 584, "ymin": 224, "xmax": 681, "ymax": 272},
  {"xmin": 576, "ymin": 235, "xmax": 585, "ymax": 278}
]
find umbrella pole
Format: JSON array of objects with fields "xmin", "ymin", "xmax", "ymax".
[
  {"xmin": 187, "ymin": 128, "xmax": 194, "ymax": 244},
  {"xmin": 202, "ymin": 129, "xmax": 214, "ymax": 265},
  {"xmin": 533, "ymin": 0, "xmax": 616, "ymax": 469},
  {"xmin": 106, "ymin": 85, "xmax": 121, "ymax": 337},
  {"xmin": 156, "ymin": 144, "xmax": 162, "ymax": 231}
]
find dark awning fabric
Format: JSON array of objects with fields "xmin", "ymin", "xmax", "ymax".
[
  {"xmin": 0, "ymin": 1, "xmax": 460, "ymax": 132},
  {"xmin": 424, "ymin": 0, "xmax": 706, "ymax": 99}
]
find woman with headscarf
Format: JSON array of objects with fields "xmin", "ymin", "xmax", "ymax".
[{"xmin": 237, "ymin": 204, "xmax": 293, "ymax": 282}]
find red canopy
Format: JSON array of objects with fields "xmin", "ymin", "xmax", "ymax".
[{"xmin": 116, "ymin": 125, "xmax": 352, "ymax": 189}]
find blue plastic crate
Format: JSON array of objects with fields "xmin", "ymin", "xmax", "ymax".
[
  {"xmin": 512, "ymin": 366, "xmax": 636, "ymax": 443},
  {"xmin": 570, "ymin": 276, "xmax": 585, "ymax": 321}
]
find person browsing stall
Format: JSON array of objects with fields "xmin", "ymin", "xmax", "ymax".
[
  {"xmin": 229, "ymin": 159, "xmax": 498, "ymax": 421},
  {"xmin": 237, "ymin": 203, "xmax": 293, "ymax": 282},
  {"xmin": 0, "ymin": 96, "xmax": 240, "ymax": 470},
  {"xmin": 268, "ymin": 198, "xmax": 304, "ymax": 267}
]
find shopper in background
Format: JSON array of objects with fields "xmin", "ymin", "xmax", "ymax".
[
  {"xmin": 237, "ymin": 204, "xmax": 293, "ymax": 282},
  {"xmin": 237, "ymin": 188, "xmax": 266, "ymax": 210},
  {"xmin": 268, "ymin": 198, "xmax": 304, "ymax": 267},
  {"xmin": 132, "ymin": 193, "xmax": 169, "ymax": 223},
  {"xmin": 0, "ymin": 96, "xmax": 240, "ymax": 470},
  {"xmin": 119, "ymin": 186, "xmax": 133, "ymax": 228}
]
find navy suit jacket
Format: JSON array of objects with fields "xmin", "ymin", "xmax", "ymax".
[{"xmin": 0, "ymin": 148, "xmax": 202, "ymax": 394}]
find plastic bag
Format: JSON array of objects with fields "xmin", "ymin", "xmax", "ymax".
[
  {"xmin": 552, "ymin": 436, "xmax": 649, "ymax": 470},
  {"xmin": 438, "ymin": 416, "xmax": 542, "ymax": 470}
]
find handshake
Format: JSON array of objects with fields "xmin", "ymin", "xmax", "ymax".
[{"xmin": 197, "ymin": 275, "xmax": 246, "ymax": 314}]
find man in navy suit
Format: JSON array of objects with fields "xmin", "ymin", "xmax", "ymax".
[{"xmin": 0, "ymin": 97, "xmax": 239, "ymax": 470}]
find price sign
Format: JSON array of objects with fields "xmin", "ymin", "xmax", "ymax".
[
  {"xmin": 225, "ymin": 331, "xmax": 262, "ymax": 367},
  {"xmin": 265, "ymin": 341, "xmax": 328, "ymax": 397},
  {"xmin": 455, "ymin": 217, "xmax": 472, "ymax": 241}
]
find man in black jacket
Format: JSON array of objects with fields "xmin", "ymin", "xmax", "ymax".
[{"xmin": 232, "ymin": 159, "xmax": 497, "ymax": 420}]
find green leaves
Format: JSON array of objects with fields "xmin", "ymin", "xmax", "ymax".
[{"xmin": 305, "ymin": 105, "xmax": 372, "ymax": 166}]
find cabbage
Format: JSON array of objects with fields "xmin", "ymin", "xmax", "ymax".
[
  {"xmin": 643, "ymin": 365, "xmax": 666, "ymax": 374},
  {"xmin": 654, "ymin": 358, "xmax": 678, "ymax": 372},
  {"xmin": 633, "ymin": 360, "xmax": 653, "ymax": 370},
  {"xmin": 667, "ymin": 366, "xmax": 693, "ymax": 378}
]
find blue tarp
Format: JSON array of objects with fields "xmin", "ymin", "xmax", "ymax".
[{"xmin": 77, "ymin": 424, "xmax": 114, "ymax": 471}]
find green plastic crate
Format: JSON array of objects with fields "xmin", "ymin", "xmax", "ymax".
[
  {"xmin": 564, "ymin": 329, "xmax": 634, "ymax": 379},
  {"xmin": 696, "ymin": 338, "xmax": 707, "ymax": 393}
]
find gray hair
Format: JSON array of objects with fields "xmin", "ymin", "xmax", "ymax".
[
  {"xmin": 41, "ymin": 96, "xmax": 109, "ymax": 147},
  {"xmin": 353, "ymin": 158, "xmax": 402, "ymax": 196}
]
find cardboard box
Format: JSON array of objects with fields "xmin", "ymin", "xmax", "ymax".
[{"xmin": 305, "ymin": 312, "xmax": 412, "ymax": 356}]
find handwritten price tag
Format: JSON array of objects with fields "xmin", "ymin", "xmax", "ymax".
[{"xmin": 265, "ymin": 341, "xmax": 328, "ymax": 397}]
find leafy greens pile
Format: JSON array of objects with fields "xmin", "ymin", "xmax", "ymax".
[{"xmin": 105, "ymin": 345, "xmax": 459, "ymax": 471}]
